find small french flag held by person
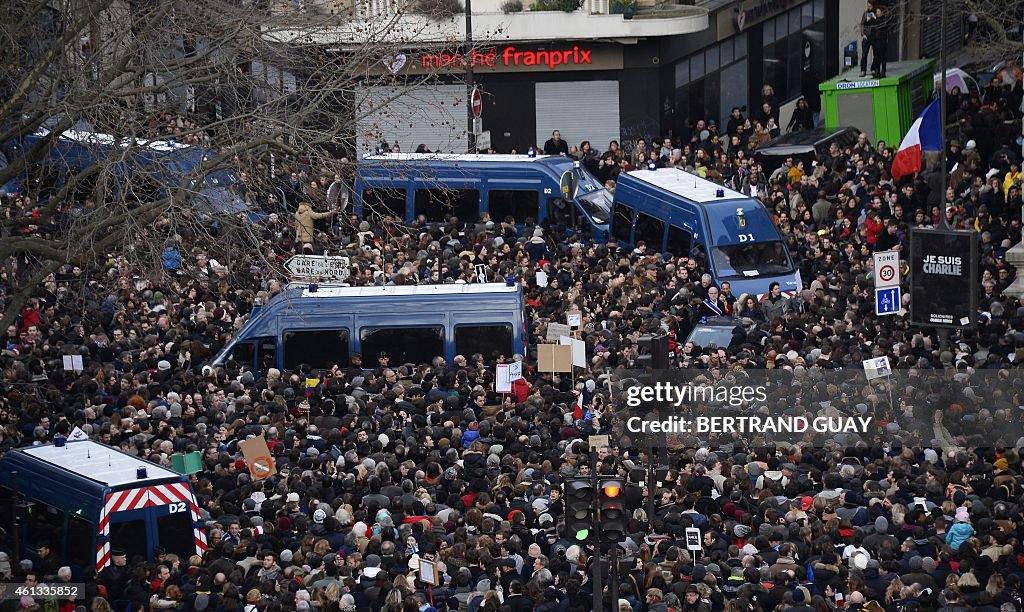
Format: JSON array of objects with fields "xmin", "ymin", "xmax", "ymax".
[{"xmin": 891, "ymin": 99, "xmax": 942, "ymax": 181}]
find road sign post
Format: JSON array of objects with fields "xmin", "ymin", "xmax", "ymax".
[
  {"xmin": 872, "ymin": 250, "xmax": 900, "ymax": 289},
  {"xmin": 471, "ymin": 87, "xmax": 482, "ymax": 118},
  {"xmin": 875, "ymin": 286, "xmax": 901, "ymax": 316},
  {"xmin": 285, "ymin": 255, "xmax": 351, "ymax": 281}
]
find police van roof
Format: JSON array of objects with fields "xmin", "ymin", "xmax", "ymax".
[
  {"xmin": 624, "ymin": 168, "xmax": 747, "ymax": 203},
  {"xmin": 361, "ymin": 153, "xmax": 554, "ymax": 163},
  {"xmin": 20, "ymin": 441, "xmax": 183, "ymax": 487},
  {"xmin": 297, "ymin": 282, "xmax": 519, "ymax": 299}
]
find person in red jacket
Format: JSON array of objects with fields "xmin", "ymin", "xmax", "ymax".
[{"xmin": 865, "ymin": 209, "xmax": 884, "ymax": 248}]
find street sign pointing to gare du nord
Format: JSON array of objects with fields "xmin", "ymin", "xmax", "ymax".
[{"xmin": 285, "ymin": 255, "xmax": 351, "ymax": 280}]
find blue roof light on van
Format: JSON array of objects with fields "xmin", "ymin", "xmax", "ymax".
[
  {"xmin": 136, "ymin": 467, "xmax": 148, "ymax": 479},
  {"xmin": 647, "ymin": 161, "xmax": 657, "ymax": 171},
  {"xmin": 528, "ymin": 147, "xmax": 536, "ymax": 158},
  {"xmin": 716, "ymin": 189, "xmax": 725, "ymax": 198}
]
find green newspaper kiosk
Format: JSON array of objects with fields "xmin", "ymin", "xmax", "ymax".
[{"xmin": 818, "ymin": 59, "xmax": 935, "ymax": 147}]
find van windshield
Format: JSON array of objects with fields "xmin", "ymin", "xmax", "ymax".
[
  {"xmin": 711, "ymin": 240, "xmax": 794, "ymax": 279},
  {"xmin": 576, "ymin": 189, "xmax": 611, "ymax": 223}
]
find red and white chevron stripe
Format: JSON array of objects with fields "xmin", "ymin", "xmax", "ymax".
[{"xmin": 96, "ymin": 483, "xmax": 207, "ymax": 571}]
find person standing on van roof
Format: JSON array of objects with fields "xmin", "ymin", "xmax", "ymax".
[
  {"xmin": 542, "ymin": 130, "xmax": 568, "ymax": 156},
  {"xmin": 294, "ymin": 202, "xmax": 334, "ymax": 247}
]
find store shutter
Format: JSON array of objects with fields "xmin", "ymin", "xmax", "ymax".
[
  {"xmin": 535, "ymin": 81, "xmax": 620, "ymax": 156},
  {"xmin": 355, "ymin": 85, "xmax": 469, "ymax": 157}
]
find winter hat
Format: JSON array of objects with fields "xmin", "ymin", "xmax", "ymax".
[
  {"xmin": 157, "ymin": 360, "xmax": 171, "ymax": 371},
  {"xmin": 280, "ymin": 549, "xmax": 293, "ymax": 564},
  {"xmin": 994, "ymin": 457, "xmax": 1009, "ymax": 470},
  {"xmin": 955, "ymin": 507, "xmax": 970, "ymax": 522},
  {"xmin": 734, "ymin": 524, "xmax": 752, "ymax": 538},
  {"xmin": 194, "ymin": 594, "xmax": 210, "ymax": 612}
]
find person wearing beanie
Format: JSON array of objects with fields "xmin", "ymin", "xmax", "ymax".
[{"xmin": 946, "ymin": 508, "xmax": 974, "ymax": 551}]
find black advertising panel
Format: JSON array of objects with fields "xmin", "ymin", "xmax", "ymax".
[{"xmin": 909, "ymin": 228, "xmax": 978, "ymax": 329}]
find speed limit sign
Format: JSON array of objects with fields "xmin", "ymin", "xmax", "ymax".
[{"xmin": 873, "ymin": 250, "xmax": 900, "ymax": 289}]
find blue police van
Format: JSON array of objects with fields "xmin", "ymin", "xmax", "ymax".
[
  {"xmin": 354, "ymin": 153, "xmax": 610, "ymax": 239},
  {"xmin": 0, "ymin": 440, "xmax": 207, "ymax": 578},
  {"xmin": 610, "ymin": 168, "xmax": 800, "ymax": 297},
  {"xmin": 213, "ymin": 283, "xmax": 524, "ymax": 373},
  {"xmin": 2, "ymin": 128, "xmax": 256, "ymax": 219}
]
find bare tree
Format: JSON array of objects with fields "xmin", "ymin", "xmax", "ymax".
[{"xmin": 0, "ymin": 0, "xmax": 468, "ymax": 331}]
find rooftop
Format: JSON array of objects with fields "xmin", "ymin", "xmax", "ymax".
[
  {"xmin": 22, "ymin": 441, "xmax": 183, "ymax": 487},
  {"xmin": 624, "ymin": 167, "xmax": 747, "ymax": 203},
  {"xmin": 296, "ymin": 282, "xmax": 520, "ymax": 298},
  {"xmin": 361, "ymin": 153, "xmax": 553, "ymax": 163}
]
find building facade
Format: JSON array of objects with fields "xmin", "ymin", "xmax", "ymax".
[{"xmin": 303, "ymin": 0, "xmax": 844, "ymax": 155}]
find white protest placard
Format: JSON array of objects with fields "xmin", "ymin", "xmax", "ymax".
[
  {"xmin": 496, "ymin": 364, "xmax": 512, "ymax": 393},
  {"xmin": 536, "ymin": 270, "xmax": 548, "ymax": 287},
  {"xmin": 685, "ymin": 527, "xmax": 702, "ymax": 551},
  {"xmin": 68, "ymin": 426, "xmax": 89, "ymax": 441},
  {"xmin": 560, "ymin": 335, "xmax": 586, "ymax": 368},
  {"xmin": 547, "ymin": 322, "xmax": 572, "ymax": 342},
  {"xmin": 475, "ymin": 264, "xmax": 487, "ymax": 284},
  {"xmin": 567, "ymin": 312, "xmax": 582, "ymax": 328},
  {"xmin": 508, "ymin": 361, "xmax": 522, "ymax": 382},
  {"xmin": 418, "ymin": 558, "xmax": 439, "ymax": 586},
  {"xmin": 862, "ymin": 356, "xmax": 892, "ymax": 381},
  {"xmin": 63, "ymin": 354, "xmax": 84, "ymax": 373}
]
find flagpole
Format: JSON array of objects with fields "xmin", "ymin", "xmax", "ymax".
[{"xmin": 938, "ymin": 0, "xmax": 949, "ymax": 230}]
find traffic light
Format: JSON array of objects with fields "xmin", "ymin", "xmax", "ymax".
[
  {"xmin": 636, "ymin": 334, "xmax": 669, "ymax": 369},
  {"xmin": 599, "ymin": 478, "xmax": 628, "ymax": 543},
  {"xmin": 564, "ymin": 478, "xmax": 595, "ymax": 543}
]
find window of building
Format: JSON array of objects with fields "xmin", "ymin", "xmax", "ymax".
[
  {"xmin": 414, "ymin": 188, "xmax": 480, "ymax": 222},
  {"xmin": 667, "ymin": 225, "xmax": 694, "ymax": 258},
  {"xmin": 763, "ymin": 7, "xmax": 825, "ymax": 105},
  {"xmin": 612, "ymin": 202, "xmax": 635, "ymax": 243},
  {"xmin": 359, "ymin": 327, "xmax": 444, "ymax": 366},
  {"xmin": 283, "ymin": 329, "xmax": 350, "ymax": 370},
  {"xmin": 488, "ymin": 190, "xmax": 539, "ymax": 222},
  {"xmin": 454, "ymin": 325, "xmax": 513, "ymax": 364},
  {"xmin": 362, "ymin": 187, "xmax": 407, "ymax": 221},
  {"xmin": 634, "ymin": 212, "xmax": 665, "ymax": 251}
]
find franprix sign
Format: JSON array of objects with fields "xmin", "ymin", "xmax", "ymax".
[
  {"xmin": 909, "ymin": 228, "xmax": 977, "ymax": 329},
  {"xmin": 369, "ymin": 44, "xmax": 623, "ymax": 75}
]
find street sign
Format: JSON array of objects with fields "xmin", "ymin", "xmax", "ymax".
[
  {"xmin": 472, "ymin": 117, "xmax": 483, "ymax": 134},
  {"xmin": 476, "ymin": 130, "xmax": 491, "ymax": 150},
  {"xmin": 285, "ymin": 255, "xmax": 350, "ymax": 280},
  {"xmin": 471, "ymin": 87, "xmax": 483, "ymax": 118},
  {"xmin": 872, "ymin": 250, "xmax": 900, "ymax": 289},
  {"xmin": 875, "ymin": 286, "xmax": 901, "ymax": 316}
]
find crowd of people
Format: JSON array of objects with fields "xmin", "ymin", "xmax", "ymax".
[{"xmin": 2, "ymin": 51, "xmax": 1024, "ymax": 612}]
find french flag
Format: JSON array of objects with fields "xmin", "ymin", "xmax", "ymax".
[{"xmin": 891, "ymin": 99, "xmax": 942, "ymax": 181}]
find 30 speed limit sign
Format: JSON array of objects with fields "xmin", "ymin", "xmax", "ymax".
[{"xmin": 873, "ymin": 250, "xmax": 900, "ymax": 289}]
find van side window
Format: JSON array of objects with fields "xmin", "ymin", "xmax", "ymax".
[
  {"xmin": 360, "ymin": 327, "xmax": 444, "ymax": 366},
  {"xmin": 67, "ymin": 515, "xmax": 94, "ymax": 567},
  {"xmin": 362, "ymin": 188, "xmax": 407, "ymax": 220},
  {"xmin": 667, "ymin": 225, "xmax": 694, "ymax": 258},
  {"xmin": 612, "ymin": 202, "xmax": 635, "ymax": 243},
  {"xmin": 283, "ymin": 330, "xmax": 350, "ymax": 370},
  {"xmin": 488, "ymin": 190, "xmax": 539, "ymax": 223},
  {"xmin": 634, "ymin": 212, "xmax": 666, "ymax": 251},
  {"xmin": 28, "ymin": 503, "xmax": 63, "ymax": 550},
  {"xmin": 455, "ymin": 325, "xmax": 513, "ymax": 364},
  {"xmin": 415, "ymin": 188, "xmax": 480, "ymax": 222}
]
